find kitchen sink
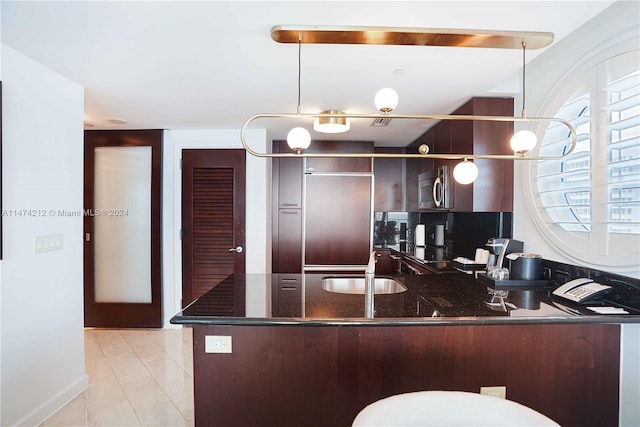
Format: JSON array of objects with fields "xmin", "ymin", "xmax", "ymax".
[{"xmin": 321, "ymin": 277, "xmax": 407, "ymax": 295}]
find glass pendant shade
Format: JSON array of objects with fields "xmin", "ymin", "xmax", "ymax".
[
  {"xmin": 453, "ymin": 159, "xmax": 479, "ymax": 185},
  {"xmin": 313, "ymin": 110, "xmax": 350, "ymax": 133},
  {"xmin": 374, "ymin": 88, "xmax": 399, "ymax": 112},
  {"xmin": 286, "ymin": 127, "xmax": 311, "ymax": 152},
  {"xmin": 510, "ymin": 130, "xmax": 538, "ymax": 154}
]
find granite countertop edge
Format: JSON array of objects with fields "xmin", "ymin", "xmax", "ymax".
[{"xmin": 170, "ymin": 314, "xmax": 640, "ymax": 326}]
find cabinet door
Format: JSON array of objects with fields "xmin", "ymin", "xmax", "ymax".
[
  {"xmin": 305, "ymin": 175, "xmax": 372, "ymax": 266},
  {"xmin": 374, "ymin": 152, "xmax": 404, "ymax": 211},
  {"xmin": 279, "ymin": 157, "xmax": 303, "ymax": 208},
  {"xmin": 375, "ymin": 250, "xmax": 392, "ymax": 274},
  {"xmin": 272, "ymin": 275, "xmax": 302, "ymax": 317},
  {"xmin": 305, "ymin": 140, "xmax": 373, "ymax": 173},
  {"xmin": 433, "ymin": 120, "xmax": 452, "ymax": 168},
  {"xmin": 277, "ymin": 209, "xmax": 302, "ymax": 273}
]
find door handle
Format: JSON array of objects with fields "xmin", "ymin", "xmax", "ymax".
[
  {"xmin": 433, "ymin": 177, "xmax": 442, "ymax": 207},
  {"xmin": 228, "ymin": 246, "xmax": 243, "ymax": 253}
]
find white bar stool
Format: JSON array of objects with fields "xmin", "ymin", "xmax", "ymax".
[{"xmin": 352, "ymin": 390, "xmax": 560, "ymax": 426}]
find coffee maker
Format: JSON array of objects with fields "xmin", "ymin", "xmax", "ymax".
[{"xmin": 485, "ymin": 237, "xmax": 524, "ymax": 269}]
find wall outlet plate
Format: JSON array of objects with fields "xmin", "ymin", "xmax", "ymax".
[
  {"xmin": 205, "ymin": 335, "xmax": 232, "ymax": 353},
  {"xmin": 480, "ymin": 386, "xmax": 506, "ymax": 399}
]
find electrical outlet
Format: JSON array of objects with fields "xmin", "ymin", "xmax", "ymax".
[
  {"xmin": 205, "ymin": 335, "xmax": 232, "ymax": 353},
  {"xmin": 480, "ymin": 386, "xmax": 506, "ymax": 399}
]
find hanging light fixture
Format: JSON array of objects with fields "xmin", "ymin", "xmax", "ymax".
[
  {"xmin": 286, "ymin": 35, "xmax": 311, "ymax": 152},
  {"xmin": 374, "ymin": 88, "xmax": 399, "ymax": 113},
  {"xmin": 242, "ymin": 25, "xmax": 578, "ymax": 167},
  {"xmin": 453, "ymin": 159, "xmax": 479, "ymax": 185},
  {"xmin": 510, "ymin": 41, "xmax": 538, "ymax": 155}
]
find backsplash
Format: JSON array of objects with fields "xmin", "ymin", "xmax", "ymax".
[
  {"xmin": 374, "ymin": 211, "xmax": 513, "ymax": 259},
  {"xmin": 542, "ymin": 259, "xmax": 640, "ymax": 288}
]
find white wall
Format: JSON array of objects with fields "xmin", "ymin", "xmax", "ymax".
[
  {"xmin": 0, "ymin": 44, "xmax": 87, "ymax": 426},
  {"xmin": 161, "ymin": 129, "xmax": 271, "ymax": 328},
  {"xmin": 513, "ymin": 1, "xmax": 640, "ymax": 279}
]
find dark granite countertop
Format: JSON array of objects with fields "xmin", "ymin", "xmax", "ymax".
[{"xmin": 171, "ymin": 273, "xmax": 640, "ymax": 326}]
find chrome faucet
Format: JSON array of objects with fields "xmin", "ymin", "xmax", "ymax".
[
  {"xmin": 365, "ymin": 250, "xmax": 377, "ymax": 275},
  {"xmin": 365, "ymin": 251, "xmax": 376, "ymax": 318}
]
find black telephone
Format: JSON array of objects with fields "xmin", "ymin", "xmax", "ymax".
[{"xmin": 552, "ymin": 278, "xmax": 612, "ymax": 305}]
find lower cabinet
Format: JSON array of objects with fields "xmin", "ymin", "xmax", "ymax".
[
  {"xmin": 271, "ymin": 275, "xmax": 302, "ymax": 317},
  {"xmin": 191, "ymin": 323, "xmax": 620, "ymax": 427},
  {"xmin": 275, "ymin": 209, "xmax": 302, "ymax": 273},
  {"xmin": 374, "ymin": 250, "xmax": 400, "ymax": 275}
]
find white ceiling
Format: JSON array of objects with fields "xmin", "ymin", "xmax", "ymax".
[{"xmin": 1, "ymin": 1, "xmax": 615, "ymax": 147}]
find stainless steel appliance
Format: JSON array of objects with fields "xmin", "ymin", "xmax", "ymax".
[
  {"xmin": 507, "ymin": 253, "xmax": 543, "ymax": 280},
  {"xmin": 485, "ymin": 237, "xmax": 524, "ymax": 269},
  {"xmin": 418, "ymin": 165, "xmax": 451, "ymax": 209}
]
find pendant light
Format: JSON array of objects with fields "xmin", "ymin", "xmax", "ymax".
[
  {"xmin": 242, "ymin": 26, "xmax": 578, "ymax": 167},
  {"xmin": 286, "ymin": 35, "xmax": 311, "ymax": 152},
  {"xmin": 510, "ymin": 41, "xmax": 538, "ymax": 155},
  {"xmin": 453, "ymin": 159, "xmax": 479, "ymax": 185},
  {"xmin": 374, "ymin": 88, "xmax": 399, "ymax": 113}
]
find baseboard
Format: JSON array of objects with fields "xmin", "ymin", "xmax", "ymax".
[{"xmin": 14, "ymin": 374, "xmax": 88, "ymax": 427}]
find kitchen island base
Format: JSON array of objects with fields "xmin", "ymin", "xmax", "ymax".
[{"xmin": 191, "ymin": 323, "xmax": 619, "ymax": 427}]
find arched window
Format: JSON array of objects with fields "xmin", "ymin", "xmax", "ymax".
[{"xmin": 528, "ymin": 48, "xmax": 640, "ymax": 268}]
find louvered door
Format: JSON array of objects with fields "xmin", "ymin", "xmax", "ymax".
[{"xmin": 182, "ymin": 150, "xmax": 245, "ymax": 307}]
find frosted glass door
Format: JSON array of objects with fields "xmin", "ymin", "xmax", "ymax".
[{"xmin": 93, "ymin": 146, "xmax": 152, "ymax": 303}]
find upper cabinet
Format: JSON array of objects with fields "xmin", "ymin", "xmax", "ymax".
[
  {"xmin": 407, "ymin": 97, "xmax": 514, "ymax": 212},
  {"xmin": 304, "ymin": 140, "xmax": 373, "ymax": 173},
  {"xmin": 274, "ymin": 141, "xmax": 304, "ymax": 208},
  {"xmin": 374, "ymin": 148, "xmax": 405, "ymax": 212}
]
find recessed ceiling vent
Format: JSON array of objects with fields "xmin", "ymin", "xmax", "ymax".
[{"xmin": 371, "ymin": 117, "xmax": 392, "ymax": 127}]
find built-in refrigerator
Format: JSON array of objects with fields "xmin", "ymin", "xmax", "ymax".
[{"xmin": 303, "ymin": 172, "xmax": 373, "ymax": 272}]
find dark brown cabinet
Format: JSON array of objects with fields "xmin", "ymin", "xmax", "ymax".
[
  {"xmin": 304, "ymin": 174, "xmax": 373, "ymax": 267},
  {"xmin": 192, "ymin": 323, "xmax": 620, "ymax": 427},
  {"xmin": 374, "ymin": 249, "xmax": 400, "ymax": 275},
  {"xmin": 272, "ymin": 141, "xmax": 303, "ymax": 273},
  {"xmin": 278, "ymin": 157, "xmax": 303, "ymax": 208},
  {"xmin": 276, "ymin": 209, "xmax": 302, "ymax": 273},
  {"xmin": 449, "ymin": 97, "xmax": 514, "ymax": 212},
  {"xmin": 305, "ymin": 140, "xmax": 373, "ymax": 173},
  {"xmin": 272, "ymin": 140, "xmax": 374, "ymax": 273},
  {"xmin": 271, "ymin": 275, "xmax": 302, "ymax": 317},
  {"xmin": 406, "ymin": 97, "xmax": 514, "ymax": 213},
  {"xmin": 374, "ymin": 148, "xmax": 405, "ymax": 212}
]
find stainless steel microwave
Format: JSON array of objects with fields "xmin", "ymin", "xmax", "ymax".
[{"xmin": 418, "ymin": 165, "xmax": 451, "ymax": 209}]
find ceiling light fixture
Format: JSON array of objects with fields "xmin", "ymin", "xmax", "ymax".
[
  {"xmin": 314, "ymin": 110, "xmax": 350, "ymax": 133},
  {"xmin": 241, "ymin": 26, "xmax": 578, "ymax": 182}
]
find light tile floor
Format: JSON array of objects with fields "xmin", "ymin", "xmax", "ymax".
[{"xmin": 41, "ymin": 328, "xmax": 194, "ymax": 427}]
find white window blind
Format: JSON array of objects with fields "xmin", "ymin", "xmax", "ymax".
[{"xmin": 532, "ymin": 49, "xmax": 640, "ymax": 266}]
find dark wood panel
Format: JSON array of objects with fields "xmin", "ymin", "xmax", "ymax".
[
  {"xmin": 182, "ymin": 150, "xmax": 246, "ymax": 306},
  {"xmin": 304, "ymin": 140, "xmax": 373, "ymax": 173},
  {"xmin": 277, "ymin": 209, "xmax": 302, "ymax": 273},
  {"xmin": 193, "ymin": 323, "xmax": 620, "ymax": 427},
  {"xmin": 470, "ymin": 98, "xmax": 514, "ymax": 212},
  {"xmin": 373, "ymin": 148, "xmax": 404, "ymax": 211},
  {"xmin": 278, "ymin": 157, "xmax": 303, "ymax": 208},
  {"xmin": 192, "ymin": 168, "xmax": 235, "ymax": 299},
  {"xmin": 304, "ymin": 175, "xmax": 372, "ymax": 266}
]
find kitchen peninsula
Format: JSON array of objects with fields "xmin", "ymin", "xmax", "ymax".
[{"xmin": 172, "ymin": 271, "xmax": 640, "ymax": 427}]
